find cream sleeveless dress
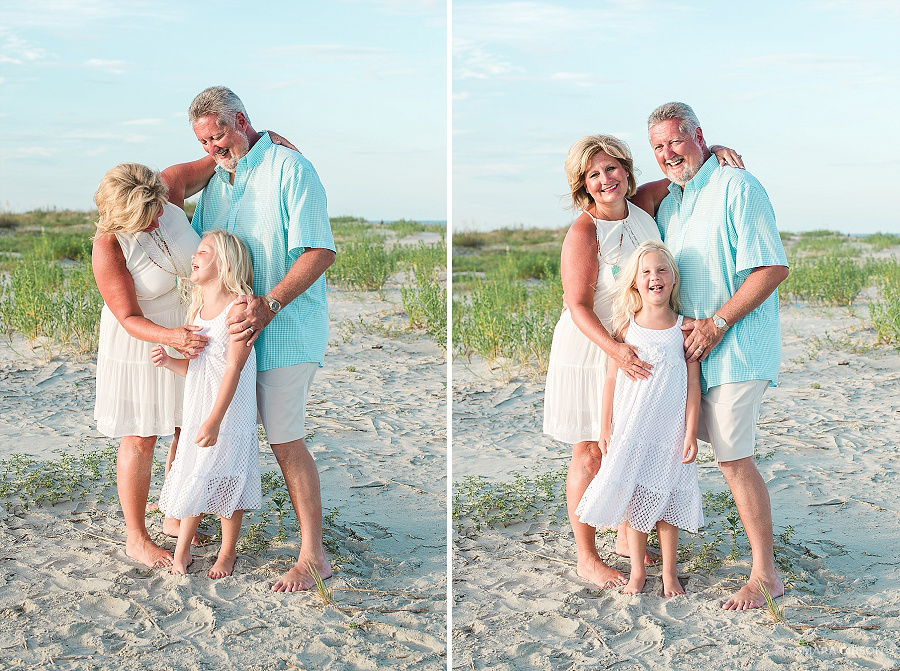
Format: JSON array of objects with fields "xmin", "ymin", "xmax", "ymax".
[
  {"xmin": 575, "ymin": 316, "xmax": 704, "ymax": 534},
  {"xmin": 542, "ymin": 202, "xmax": 661, "ymax": 443},
  {"xmin": 94, "ymin": 202, "xmax": 201, "ymax": 438}
]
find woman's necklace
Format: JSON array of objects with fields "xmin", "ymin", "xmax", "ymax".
[
  {"xmin": 596, "ymin": 219, "xmax": 626, "ymax": 278},
  {"xmin": 136, "ymin": 226, "xmax": 179, "ymax": 276}
]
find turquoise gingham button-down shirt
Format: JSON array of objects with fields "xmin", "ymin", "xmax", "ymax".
[
  {"xmin": 192, "ymin": 132, "xmax": 335, "ymax": 371},
  {"xmin": 656, "ymin": 156, "xmax": 788, "ymax": 394}
]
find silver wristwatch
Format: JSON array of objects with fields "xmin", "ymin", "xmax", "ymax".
[
  {"xmin": 713, "ymin": 313, "xmax": 728, "ymax": 332},
  {"xmin": 265, "ymin": 295, "xmax": 282, "ymax": 314}
]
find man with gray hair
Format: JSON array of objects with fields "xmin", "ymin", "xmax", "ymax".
[
  {"xmin": 648, "ymin": 101, "xmax": 788, "ymax": 610},
  {"xmin": 188, "ymin": 85, "xmax": 336, "ymax": 591}
]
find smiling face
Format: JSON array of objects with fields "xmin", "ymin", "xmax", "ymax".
[
  {"xmin": 583, "ymin": 151, "xmax": 629, "ymax": 210},
  {"xmin": 649, "ymin": 118, "xmax": 708, "ymax": 186},
  {"xmin": 189, "ymin": 238, "xmax": 219, "ymax": 286},
  {"xmin": 192, "ymin": 113, "xmax": 250, "ymax": 173},
  {"xmin": 635, "ymin": 249, "xmax": 675, "ymax": 307}
]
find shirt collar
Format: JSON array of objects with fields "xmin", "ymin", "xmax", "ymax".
[
  {"xmin": 666, "ymin": 154, "xmax": 720, "ymax": 202},
  {"xmin": 212, "ymin": 131, "xmax": 273, "ymax": 184}
]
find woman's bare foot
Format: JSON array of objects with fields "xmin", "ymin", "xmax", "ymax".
[
  {"xmin": 723, "ymin": 574, "xmax": 784, "ymax": 610},
  {"xmin": 622, "ymin": 568, "xmax": 646, "ymax": 595},
  {"xmin": 125, "ymin": 535, "xmax": 173, "ymax": 568},
  {"xmin": 576, "ymin": 556, "xmax": 627, "ymax": 589},
  {"xmin": 271, "ymin": 556, "xmax": 333, "ymax": 592},
  {"xmin": 662, "ymin": 568, "xmax": 686, "ymax": 597},
  {"xmin": 208, "ymin": 552, "xmax": 237, "ymax": 580},
  {"xmin": 171, "ymin": 554, "xmax": 193, "ymax": 576},
  {"xmin": 162, "ymin": 517, "xmax": 210, "ymax": 546}
]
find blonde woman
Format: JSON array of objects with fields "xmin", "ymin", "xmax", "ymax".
[
  {"xmin": 543, "ymin": 135, "xmax": 741, "ymax": 589},
  {"xmin": 93, "ymin": 159, "xmax": 212, "ymax": 568}
]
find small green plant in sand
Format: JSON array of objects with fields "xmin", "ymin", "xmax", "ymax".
[
  {"xmin": 330, "ymin": 237, "xmax": 396, "ymax": 291},
  {"xmin": 453, "ymin": 257, "xmax": 563, "ymax": 375},
  {"xmin": 868, "ymin": 258, "xmax": 900, "ymax": 347},
  {"xmin": 0, "ymin": 445, "xmax": 118, "ymax": 507},
  {"xmin": 401, "ymin": 262, "xmax": 446, "ymax": 348},
  {"xmin": 780, "ymin": 255, "xmax": 870, "ymax": 306},
  {"xmin": 758, "ymin": 577, "xmax": 786, "ymax": 623},
  {"xmin": 309, "ymin": 562, "xmax": 335, "ymax": 605},
  {"xmin": 0, "ymin": 248, "xmax": 103, "ymax": 356},
  {"xmin": 452, "ymin": 469, "xmax": 567, "ymax": 532}
]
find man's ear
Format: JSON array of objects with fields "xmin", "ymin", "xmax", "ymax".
[
  {"xmin": 235, "ymin": 112, "xmax": 247, "ymax": 130},
  {"xmin": 695, "ymin": 126, "xmax": 705, "ymax": 146}
]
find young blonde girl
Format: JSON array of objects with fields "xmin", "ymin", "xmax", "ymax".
[
  {"xmin": 575, "ymin": 240, "xmax": 704, "ymax": 596},
  {"xmin": 151, "ymin": 230, "xmax": 261, "ymax": 578}
]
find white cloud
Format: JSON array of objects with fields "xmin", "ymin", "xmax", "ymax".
[
  {"xmin": 454, "ymin": 40, "xmax": 518, "ymax": 80},
  {"xmin": 84, "ymin": 59, "xmax": 128, "ymax": 75},
  {"xmin": 0, "ymin": 28, "xmax": 49, "ymax": 64},
  {"xmin": 6, "ymin": 147, "xmax": 56, "ymax": 159},
  {"xmin": 259, "ymin": 44, "xmax": 390, "ymax": 62},
  {"xmin": 121, "ymin": 118, "xmax": 162, "ymax": 126}
]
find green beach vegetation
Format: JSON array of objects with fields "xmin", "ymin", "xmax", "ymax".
[
  {"xmin": 0, "ymin": 210, "xmax": 447, "ymax": 353},
  {"xmin": 453, "ymin": 227, "xmax": 900, "ymax": 376}
]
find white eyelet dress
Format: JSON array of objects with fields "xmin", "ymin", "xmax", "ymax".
[
  {"xmin": 159, "ymin": 301, "xmax": 261, "ymax": 519},
  {"xmin": 575, "ymin": 316, "xmax": 704, "ymax": 534},
  {"xmin": 94, "ymin": 202, "xmax": 200, "ymax": 438},
  {"xmin": 542, "ymin": 202, "xmax": 661, "ymax": 444}
]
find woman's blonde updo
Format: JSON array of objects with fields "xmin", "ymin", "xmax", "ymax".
[{"xmin": 94, "ymin": 163, "xmax": 168, "ymax": 235}]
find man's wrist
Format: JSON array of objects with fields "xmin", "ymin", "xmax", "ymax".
[
  {"xmin": 264, "ymin": 294, "xmax": 282, "ymax": 315},
  {"xmin": 712, "ymin": 313, "xmax": 729, "ymax": 332}
]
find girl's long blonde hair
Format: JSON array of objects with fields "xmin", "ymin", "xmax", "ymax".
[
  {"xmin": 610, "ymin": 240, "xmax": 681, "ymax": 336},
  {"xmin": 187, "ymin": 230, "xmax": 254, "ymax": 319}
]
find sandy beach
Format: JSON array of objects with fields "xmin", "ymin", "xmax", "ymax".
[
  {"xmin": 0, "ymin": 268, "xmax": 447, "ymax": 670},
  {"xmin": 453, "ymin": 296, "xmax": 900, "ymax": 670}
]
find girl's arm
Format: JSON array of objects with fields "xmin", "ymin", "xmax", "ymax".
[
  {"xmin": 194, "ymin": 303, "xmax": 255, "ymax": 447},
  {"xmin": 682, "ymin": 319, "xmax": 701, "ymax": 464},
  {"xmin": 150, "ymin": 345, "xmax": 189, "ymax": 377},
  {"xmin": 562, "ymin": 213, "xmax": 652, "ymax": 380},
  {"xmin": 92, "ymin": 236, "xmax": 208, "ymax": 356},
  {"xmin": 631, "ymin": 146, "xmax": 745, "ymax": 218},
  {"xmin": 599, "ymin": 327, "xmax": 627, "ymax": 455}
]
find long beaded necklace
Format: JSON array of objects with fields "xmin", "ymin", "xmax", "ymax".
[
  {"xmin": 596, "ymin": 218, "xmax": 625, "ymax": 278},
  {"xmin": 136, "ymin": 226, "xmax": 179, "ymax": 276}
]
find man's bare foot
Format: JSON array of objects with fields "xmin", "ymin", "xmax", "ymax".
[
  {"xmin": 171, "ymin": 554, "xmax": 193, "ymax": 576},
  {"xmin": 162, "ymin": 517, "xmax": 210, "ymax": 546},
  {"xmin": 662, "ymin": 569, "xmax": 686, "ymax": 597},
  {"xmin": 271, "ymin": 556, "xmax": 333, "ymax": 592},
  {"xmin": 125, "ymin": 536, "xmax": 173, "ymax": 568},
  {"xmin": 575, "ymin": 556, "xmax": 627, "ymax": 589},
  {"xmin": 723, "ymin": 574, "xmax": 784, "ymax": 610},
  {"xmin": 208, "ymin": 553, "xmax": 237, "ymax": 580},
  {"xmin": 622, "ymin": 571, "xmax": 646, "ymax": 595}
]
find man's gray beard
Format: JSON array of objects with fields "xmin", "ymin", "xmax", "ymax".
[{"xmin": 669, "ymin": 161, "xmax": 700, "ymax": 187}]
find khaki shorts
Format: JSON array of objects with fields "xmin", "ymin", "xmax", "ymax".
[
  {"xmin": 256, "ymin": 363, "xmax": 318, "ymax": 446},
  {"xmin": 698, "ymin": 379, "xmax": 770, "ymax": 463}
]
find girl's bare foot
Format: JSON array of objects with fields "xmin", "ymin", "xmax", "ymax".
[
  {"xmin": 662, "ymin": 568, "xmax": 686, "ymax": 597},
  {"xmin": 125, "ymin": 536, "xmax": 173, "ymax": 568},
  {"xmin": 171, "ymin": 554, "xmax": 193, "ymax": 575},
  {"xmin": 576, "ymin": 556, "xmax": 627, "ymax": 589},
  {"xmin": 622, "ymin": 569, "xmax": 646, "ymax": 595},
  {"xmin": 208, "ymin": 553, "xmax": 237, "ymax": 580}
]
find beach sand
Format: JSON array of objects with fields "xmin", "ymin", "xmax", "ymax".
[
  {"xmin": 452, "ymin": 298, "xmax": 900, "ymax": 670},
  {"xmin": 0, "ymin": 271, "xmax": 447, "ymax": 670}
]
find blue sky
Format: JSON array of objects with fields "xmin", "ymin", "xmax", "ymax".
[
  {"xmin": 453, "ymin": 0, "xmax": 900, "ymax": 234},
  {"xmin": 0, "ymin": 0, "xmax": 446, "ymax": 222}
]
